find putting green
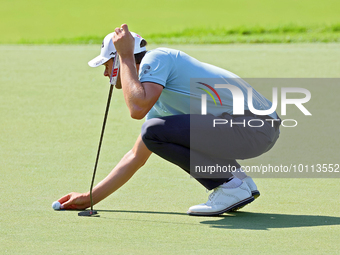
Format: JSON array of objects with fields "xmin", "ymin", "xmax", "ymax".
[{"xmin": 0, "ymin": 44, "xmax": 339, "ymax": 254}]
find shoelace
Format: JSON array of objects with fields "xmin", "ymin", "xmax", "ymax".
[{"xmin": 208, "ymin": 188, "xmax": 219, "ymax": 202}]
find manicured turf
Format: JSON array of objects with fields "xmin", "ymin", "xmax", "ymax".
[
  {"xmin": 0, "ymin": 44, "xmax": 339, "ymax": 254},
  {"xmin": 1, "ymin": 0, "xmax": 340, "ymax": 44}
]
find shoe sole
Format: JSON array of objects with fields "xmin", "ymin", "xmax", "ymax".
[
  {"xmin": 252, "ymin": 190, "xmax": 260, "ymax": 199},
  {"xmin": 187, "ymin": 196, "xmax": 255, "ymax": 216},
  {"xmin": 229, "ymin": 190, "xmax": 260, "ymax": 212}
]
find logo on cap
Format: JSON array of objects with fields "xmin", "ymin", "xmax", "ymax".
[
  {"xmin": 101, "ymin": 41, "xmax": 104, "ymax": 48},
  {"xmin": 95, "ymin": 59, "xmax": 104, "ymax": 66}
]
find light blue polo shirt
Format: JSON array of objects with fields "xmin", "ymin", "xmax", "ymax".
[{"xmin": 139, "ymin": 48, "xmax": 277, "ymax": 120}]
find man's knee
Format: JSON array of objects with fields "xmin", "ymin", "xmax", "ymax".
[{"xmin": 141, "ymin": 118, "xmax": 165, "ymax": 147}]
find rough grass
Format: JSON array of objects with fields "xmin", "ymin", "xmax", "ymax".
[
  {"xmin": 1, "ymin": 0, "xmax": 340, "ymax": 44},
  {"xmin": 14, "ymin": 24, "xmax": 340, "ymax": 44}
]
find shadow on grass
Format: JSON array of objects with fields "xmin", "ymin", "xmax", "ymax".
[
  {"xmin": 97, "ymin": 209, "xmax": 186, "ymax": 216},
  {"xmin": 95, "ymin": 210, "xmax": 340, "ymax": 230},
  {"xmin": 199, "ymin": 212, "xmax": 340, "ymax": 230}
]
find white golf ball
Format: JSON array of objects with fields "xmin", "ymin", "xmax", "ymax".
[{"xmin": 52, "ymin": 201, "xmax": 61, "ymax": 210}]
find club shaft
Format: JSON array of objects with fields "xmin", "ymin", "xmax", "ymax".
[{"xmin": 89, "ymin": 84, "xmax": 114, "ymax": 211}]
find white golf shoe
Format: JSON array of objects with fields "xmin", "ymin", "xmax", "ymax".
[
  {"xmin": 243, "ymin": 176, "xmax": 260, "ymax": 199},
  {"xmin": 187, "ymin": 182, "xmax": 254, "ymax": 216},
  {"xmin": 229, "ymin": 176, "xmax": 260, "ymax": 212}
]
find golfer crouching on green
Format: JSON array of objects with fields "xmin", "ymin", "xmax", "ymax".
[{"xmin": 58, "ymin": 24, "xmax": 280, "ymax": 216}]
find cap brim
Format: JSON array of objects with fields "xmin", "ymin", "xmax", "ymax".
[{"xmin": 88, "ymin": 55, "xmax": 110, "ymax": 68}]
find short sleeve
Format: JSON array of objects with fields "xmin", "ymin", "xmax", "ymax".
[{"xmin": 139, "ymin": 49, "xmax": 174, "ymax": 87}]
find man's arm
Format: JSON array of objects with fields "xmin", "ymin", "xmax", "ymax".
[
  {"xmin": 58, "ymin": 135, "xmax": 152, "ymax": 210},
  {"xmin": 113, "ymin": 24, "xmax": 163, "ymax": 120}
]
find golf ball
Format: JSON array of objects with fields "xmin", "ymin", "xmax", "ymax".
[{"xmin": 52, "ymin": 201, "xmax": 61, "ymax": 210}]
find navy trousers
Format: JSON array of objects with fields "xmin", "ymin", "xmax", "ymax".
[{"xmin": 141, "ymin": 114, "xmax": 280, "ymax": 190}]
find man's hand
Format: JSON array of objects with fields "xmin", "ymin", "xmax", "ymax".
[
  {"xmin": 112, "ymin": 24, "xmax": 135, "ymax": 59},
  {"xmin": 58, "ymin": 192, "xmax": 91, "ymax": 210}
]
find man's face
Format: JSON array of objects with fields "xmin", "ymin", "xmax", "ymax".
[
  {"xmin": 103, "ymin": 58, "xmax": 140, "ymax": 89},
  {"xmin": 103, "ymin": 59, "xmax": 122, "ymax": 89}
]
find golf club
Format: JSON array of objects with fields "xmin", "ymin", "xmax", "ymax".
[{"xmin": 78, "ymin": 53, "xmax": 120, "ymax": 217}]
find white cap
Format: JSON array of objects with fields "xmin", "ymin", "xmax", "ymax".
[{"xmin": 88, "ymin": 32, "xmax": 146, "ymax": 68}]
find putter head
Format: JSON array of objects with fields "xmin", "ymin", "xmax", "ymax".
[{"xmin": 78, "ymin": 210, "xmax": 98, "ymax": 217}]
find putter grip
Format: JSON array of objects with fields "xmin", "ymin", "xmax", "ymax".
[{"xmin": 110, "ymin": 54, "xmax": 120, "ymax": 86}]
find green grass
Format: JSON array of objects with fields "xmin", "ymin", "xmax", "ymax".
[
  {"xmin": 0, "ymin": 44, "xmax": 339, "ymax": 254},
  {"xmin": 15, "ymin": 24, "xmax": 340, "ymax": 44},
  {"xmin": 1, "ymin": 0, "xmax": 340, "ymax": 44},
  {"xmin": 146, "ymin": 24, "xmax": 340, "ymax": 43}
]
